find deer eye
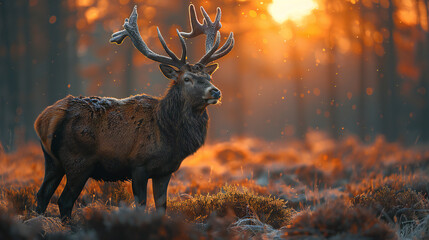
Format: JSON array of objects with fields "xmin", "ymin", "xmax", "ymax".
[{"xmin": 184, "ymin": 77, "xmax": 191, "ymax": 82}]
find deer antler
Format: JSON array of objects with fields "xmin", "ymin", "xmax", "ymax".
[
  {"xmin": 180, "ymin": 4, "xmax": 234, "ymax": 65},
  {"xmin": 110, "ymin": 6, "xmax": 187, "ymax": 69}
]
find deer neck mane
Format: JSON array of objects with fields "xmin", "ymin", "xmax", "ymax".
[{"xmin": 157, "ymin": 83, "xmax": 208, "ymax": 158}]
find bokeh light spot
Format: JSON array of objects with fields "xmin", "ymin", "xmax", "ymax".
[{"xmin": 49, "ymin": 15, "xmax": 57, "ymax": 24}]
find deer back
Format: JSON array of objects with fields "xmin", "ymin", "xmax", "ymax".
[{"xmin": 34, "ymin": 95, "xmax": 162, "ymax": 162}]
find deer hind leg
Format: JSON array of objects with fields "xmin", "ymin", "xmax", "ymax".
[
  {"xmin": 131, "ymin": 167, "xmax": 148, "ymax": 208},
  {"xmin": 36, "ymin": 146, "xmax": 65, "ymax": 214},
  {"xmin": 58, "ymin": 169, "xmax": 91, "ymax": 223},
  {"xmin": 152, "ymin": 174, "xmax": 171, "ymax": 212}
]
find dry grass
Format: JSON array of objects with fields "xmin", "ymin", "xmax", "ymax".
[
  {"xmin": 1, "ymin": 185, "xmax": 38, "ymax": 215},
  {"xmin": 168, "ymin": 184, "xmax": 295, "ymax": 229},
  {"xmin": 286, "ymin": 200, "xmax": 398, "ymax": 239},
  {"xmin": 352, "ymin": 186, "xmax": 429, "ymax": 223},
  {"xmin": 0, "ymin": 134, "xmax": 428, "ymax": 239},
  {"xmin": 75, "ymin": 207, "xmax": 205, "ymax": 240},
  {"xmin": 347, "ymin": 173, "xmax": 429, "ymax": 197}
]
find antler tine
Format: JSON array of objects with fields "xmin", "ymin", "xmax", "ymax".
[
  {"xmin": 176, "ymin": 29, "xmax": 187, "ymax": 63},
  {"xmin": 214, "ymin": 32, "xmax": 233, "ymax": 55},
  {"xmin": 200, "ymin": 6, "xmax": 212, "ymax": 24},
  {"xmin": 199, "ymin": 6, "xmax": 221, "ymax": 53},
  {"xmin": 180, "ymin": 4, "xmax": 233, "ymax": 65},
  {"xmin": 110, "ymin": 5, "xmax": 187, "ymax": 69},
  {"xmin": 110, "ymin": 29, "xmax": 128, "ymax": 44},
  {"xmin": 157, "ymin": 27, "xmax": 180, "ymax": 62},
  {"xmin": 180, "ymin": 4, "xmax": 222, "ymax": 53},
  {"xmin": 198, "ymin": 31, "xmax": 221, "ymax": 65},
  {"xmin": 207, "ymin": 33, "xmax": 234, "ymax": 63},
  {"xmin": 201, "ymin": 6, "xmax": 222, "ymax": 29},
  {"xmin": 215, "ymin": 8, "xmax": 222, "ymax": 27},
  {"xmin": 180, "ymin": 4, "xmax": 204, "ymax": 38}
]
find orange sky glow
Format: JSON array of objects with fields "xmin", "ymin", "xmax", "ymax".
[{"xmin": 268, "ymin": 0, "xmax": 319, "ymax": 23}]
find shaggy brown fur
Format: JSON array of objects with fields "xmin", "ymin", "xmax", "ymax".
[{"xmin": 34, "ymin": 63, "xmax": 221, "ymax": 222}]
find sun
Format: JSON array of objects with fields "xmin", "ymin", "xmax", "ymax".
[{"xmin": 268, "ymin": 0, "xmax": 318, "ymax": 24}]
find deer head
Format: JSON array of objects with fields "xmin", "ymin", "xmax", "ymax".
[{"xmin": 110, "ymin": 5, "xmax": 234, "ymax": 108}]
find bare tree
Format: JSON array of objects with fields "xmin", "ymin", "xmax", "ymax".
[
  {"xmin": 289, "ymin": 23, "xmax": 307, "ymax": 139},
  {"xmin": 47, "ymin": 0, "xmax": 68, "ymax": 105},
  {"xmin": 326, "ymin": 0, "xmax": 338, "ymax": 139},
  {"xmin": 65, "ymin": 1, "xmax": 80, "ymax": 97},
  {"xmin": 22, "ymin": 0, "xmax": 35, "ymax": 141},
  {"xmin": 0, "ymin": 0, "xmax": 19, "ymax": 151},
  {"xmin": 386, "ymin": 0, "xmax": 400, "ymax": 141},
  {"xmin": 416, "ymin": 0, "xmax": 429, "ymax": 142},
  {"xmin": 375, "ymin": 0, "xmax": 400, "ymax": 141},
  {"xmin": 358, "ymin": 2, "xmax": 367, "ymax": 141}
]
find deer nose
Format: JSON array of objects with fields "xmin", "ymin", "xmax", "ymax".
[{"xmin": 210, "ymin": 88, "xmax": 221, "ymax": 99}]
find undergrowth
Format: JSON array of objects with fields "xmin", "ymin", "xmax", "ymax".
[
  {"xmin": 1, "ymin": 185, "xmax": 37, "ymax": 215},
  {"xmin": 352, "ymin": 186, "xmax": 429, "ymax": 223},
  {"xmin": 168, "ymin": 184, "xmax": 294, "ymax": 229},
  {"xmin": 0, "ymin": 137, "xmax": 428, "ymax": 239},
  {"xmin": 286, "ymin": 200, "xmax": 398, "ymax": 239},
  {"xmin": 75, "ymin": 207, "xmax": 205, "ymax": 240}
]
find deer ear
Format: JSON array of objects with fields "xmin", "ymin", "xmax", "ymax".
[
  {"xmin": 205, "ymin": 63, "xmax": 219, "ymax": 75},
  {"xmin": 159, "ymin": 64, "xmax": 179, "ymax": 81}
]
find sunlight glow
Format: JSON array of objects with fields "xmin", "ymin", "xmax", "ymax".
[
  {"xmin": 268, "ymin": 0, "xmax": 318, "ymax": 23},
  {"xmin": 85, "ymin": 7, "xmax": 100, "ymax": 23}
]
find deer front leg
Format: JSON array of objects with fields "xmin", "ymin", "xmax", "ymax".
[
  {"xmin": 152, "ymin": 174, "xmax": 171, "ymax": 212},
  {"xmin": 131, "ymin": 167, "xmax": 148, "ymax": 208}
]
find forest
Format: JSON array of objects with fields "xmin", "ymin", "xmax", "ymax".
[{"xmin": 1, "ymin": 0, "xmax": 429, "ymax": 239}]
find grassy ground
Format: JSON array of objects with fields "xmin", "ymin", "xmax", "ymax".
[{"xmin": 0, "ymin": 132, "xmax": 428, "ymax": 239}]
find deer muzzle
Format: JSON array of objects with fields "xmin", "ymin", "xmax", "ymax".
[{"xmin": 204, "ymin": 87, "xmax": 221, "ymax": 104}]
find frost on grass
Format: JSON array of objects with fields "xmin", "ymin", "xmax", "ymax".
[
  {"xmin": 168, "ymin": 184, "xmax": 295, "ymax": 229},
  {"xmin": 74, "ymin": 207, "xmax": 205, "ymax": 240},
  {"xmin": 228, "ymin": 217, "xmax": 284, "ymax": 239},
  {"xmin": 285, "ymin": 200, "xmax": 398, "ymax": 239},
  {"xmin": 347, "ymin": 173, "xmax": 429, "ymax": 198},
  {"xmin": 352, "ymin": 186, "xmax": 429, "ymax": 223},
  {"xmin": 399, "ymin": 214, "xmax": 429, "ymax": 240}
]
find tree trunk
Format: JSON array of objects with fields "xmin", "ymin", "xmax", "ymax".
[
  {"xmin": 0, "ymin": 0, "xmax": 19, "ymax": 151},
  {"xmin": 0, "ymin": 0, "xmax": 6, "ymax": 149},
  {"xmin": 124, "ymin": 41, "xmax": 134, "ymax": 97},
  {"xmin": 47, "ymin": 0, "xmax": 68, "ymax": 105},
  {"xmin": 327, "ymin": 26, "xmax": 338, "ymax": 139},
  {"xmin": 377, "ymin": 2, "xmax": 390, "ymax": 140},
  {"xmin": 22, "ymin": 0, "xmax": 35, "ymax": 141},
  {"xmin": 230, "ymin": 3, "xmax": 245, "ymax": 136},
  {"xmin": 325, "ymin": 1, "xmax": 338, "ymax": 140},
  {"xmin": 124, "ymin": 1, "xmax": 135, "ymax": 97},
  {"xmin": 358, "ymin": 2, "xmax": 367, "ymax": 141},
  {"xmin": 231, "ymin": 36, "xmax": 245, "ymax": 136},
  {"xmin": 384, "ymin": 0, "xmax": 400, "ymax": 141},
  {"xmin": 290, "ymin": 24, "xmax": 306, "ymax": 139},
  {"xmin": 420, "ymin": 0, "xmax": 429, "ymax": 142},
  {"xmin": 66, "ymin": 1, "xmax": 80, "ymax": 97}
]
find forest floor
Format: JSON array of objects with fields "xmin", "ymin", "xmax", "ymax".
[{"xmin": 0, "ymin": 131, "xmax": 428, "ymax": 239}]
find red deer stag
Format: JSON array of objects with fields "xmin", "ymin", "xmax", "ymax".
[{"xmin": 34, "ymin": 4, "xmax": 234, "ymax": 222}]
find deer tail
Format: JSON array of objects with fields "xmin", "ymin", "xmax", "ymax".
[{"xmin": 34, "ymin": 96, "xmax": 72, "ymax": 159}]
